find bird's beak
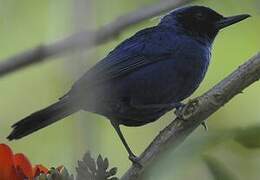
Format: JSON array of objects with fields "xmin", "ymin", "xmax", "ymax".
[{"xmin": 215, "ymin": 14, "xmax": 251, "ymax": 30}]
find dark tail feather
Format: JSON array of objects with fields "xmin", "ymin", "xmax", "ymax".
[{"xmin": 7, "ymin": 98, "xmax": 78, "ymax": 140}]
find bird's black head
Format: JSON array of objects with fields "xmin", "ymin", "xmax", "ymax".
[{"xmin": 160, "ymin": 6, "xmax": 250, "ymax": 42}]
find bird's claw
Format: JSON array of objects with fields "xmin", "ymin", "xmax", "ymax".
[
  {"xmin": 129, "ymin": 154, "xmax": 142, "ymax": 168},
  {"xmin": 174, "ymin": 99, "xmax": 199, "ymax": 120},
  {"xmin": 174, "ymin": 103, "xmax": 185, "ymax": 119},
  {"xmin": 173, "ymin": 102, "xmax": 185, "ymax": 110},
  {"xmin": 201, "ymin": 121, "xmax": 208, "ymax": 131}
]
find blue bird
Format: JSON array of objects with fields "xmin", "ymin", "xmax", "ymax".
[{"xmin": 7, "ymin": 6, "xmax": 250, "ymax": 164}]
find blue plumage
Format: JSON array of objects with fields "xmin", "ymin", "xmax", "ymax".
[
  {"xmin": 8, "ymin": 6, "xmax": 250, "ymax": 163},
  {"xmin": 71, "ymin": 15, "xmax": 212, "ymax": 126}
]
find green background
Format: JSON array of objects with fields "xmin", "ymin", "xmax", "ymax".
[{"xmin": 0, "ymin": 0, "xmax": 259, "ymax": 179}]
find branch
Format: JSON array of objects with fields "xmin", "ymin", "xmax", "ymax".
[
  {"xmin": 0, "ymin": 0, "xmax": 192, "ymax": 77},
  {"xmin": 121, "ymin": 53, "xmax": 260, "ymax": 180}
]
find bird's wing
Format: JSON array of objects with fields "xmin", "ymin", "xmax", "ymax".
[{"xmin": 71, "ymin": 26, "xmax": 178, "ymax": 91}]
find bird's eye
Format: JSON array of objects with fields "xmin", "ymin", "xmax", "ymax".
[{"xmin": 195, "ymin": 13, "xmax": 205, "ymax": 20}]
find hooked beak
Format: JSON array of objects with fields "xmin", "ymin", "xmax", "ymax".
[{"xmin": 215, "ymin": 14, "xmax": 251, "ymax": 30}]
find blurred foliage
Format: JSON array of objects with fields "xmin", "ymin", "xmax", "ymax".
[
  {"xmin": 76, "ymin": 152, "xmax": 118, "ymax": 180},
  {"xmin": 34, "ymin": 151, "xmax": 118, "ymax": 180},
  {"xmin": 0, "ymin": 0, "xmax": 259, "ymax": 180},
  {"xmin": 35, "ymin": 167, "xmax": 74, "ymax": 180},
  {"xmin": 203, "ymin": 156, "xmax": 237, "ymax": 180},
  {"xmin": 201, "ymin": 125, "xmax": 260, "ymax": 180},
  {"xmin": 234, "ymin": 126, "xmax": 260, "ymax": 149}
]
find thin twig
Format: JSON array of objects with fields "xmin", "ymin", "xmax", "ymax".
[
  {"xmin": 121, "ymin": 53, "xmax": 260, "ymax": 180},
  {"xmin": 0, "ymin": 0, "xmax": 192, "ymax": 77}
]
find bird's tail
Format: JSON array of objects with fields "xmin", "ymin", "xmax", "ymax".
[{"xmin": 7, "ymin": 98, "xmax": 78, "ymax": 140}]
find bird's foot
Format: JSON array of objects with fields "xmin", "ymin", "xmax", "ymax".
[
  {"xmin": 201, "ymin": 121, "xmax": 208, "ymax": 131},
  {"xmin": 172, "ymin": 102, "xmax": 185, "ymax": 118},
  {"xmin": 174, "ymin": 99, "xmax": 199, "ymax": 120},
  {"xmin": 129, "ymin": 154, "xmax": 142, "ymax": 168},
  {"xmin": 171, "ymin": 102, "xmax": 185, "ymax": 110}
]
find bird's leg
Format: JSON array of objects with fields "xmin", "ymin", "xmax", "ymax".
[{"xmin": 110, "ymin": 120, "xmax": 141, "ymax": 167}]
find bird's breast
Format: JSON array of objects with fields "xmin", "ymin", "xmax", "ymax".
[
  {"xmin": 118, "ymin": 51, "xmax": 210, "ymax": 105},
  {"xmin": 82, "ymin": 45, "xmax": 210, "ymax": 126}
]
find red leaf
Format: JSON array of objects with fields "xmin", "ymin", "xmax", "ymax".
[
  {"xmin": 33, "ymin": 164, "xmax": 48, "ymax": 177},
  {"xmin": 14, "ymin": 153, "xmax": 33, "ymax": 179},
  {"xmin": 8, "ymin": 167, "xmax": 24, "ymax": 180},
  {"xmin": 0, "ymin": 144, "xmax": 14, "ymax": 180}
]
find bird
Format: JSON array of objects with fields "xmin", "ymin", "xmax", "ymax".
[{"xmin": 7, "ymin": 6, "xmax": 250, "ymax": 164}]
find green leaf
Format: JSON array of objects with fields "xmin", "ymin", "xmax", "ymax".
[
  {"xmin": 234, "ymin": 126, "xmax": 260, "ymax": 149},
  {"xmin": 84, "ymin": 152, "xmax": 96, "ymax": 172},
  {"xmin": 203, "ymin": 156, "xmax": 237, "ymax": 180},
  {"xmin": 97, "ymin": 154, "xmax": 104, "ymax": 170},
  {"xmin": 76, "ymin": 151, "xmax": 118, "ymax": 180},
  {"xmin": 103, "ymin": 158, "xmax": 109, "ymax": 170},
  {"xmin": 108, "ymin": 167, "xmax": 117, "ymax": 176},
  {"xmin": 36, "ymin": 174, "xmax": 48, "ymax": 180}
]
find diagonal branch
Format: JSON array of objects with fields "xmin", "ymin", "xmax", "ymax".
[
  {"xmin": 121, "ymin": 53, "xmax": 260, "ymax": 180},
  {"xmin": 0, "ymin": 0, "xmax": 192, "ymax": 77}
]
